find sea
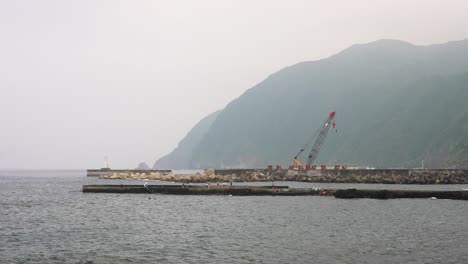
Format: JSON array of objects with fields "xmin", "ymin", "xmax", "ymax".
[{"xmin": 1, "ymin": 170, "xmax": 467, "ymax": 264}]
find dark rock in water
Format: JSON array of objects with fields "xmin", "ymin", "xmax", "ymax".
[
  {"xmin": 135, "ymin": 162, "xmax": 150, "ymax": 170},
  {"xmin": 334, "ymin": 189, "xmax": 360, "ymax": 199},
  {"xmin": 334, "ymin": 188, "xmax": 468, "ymax": 200}
]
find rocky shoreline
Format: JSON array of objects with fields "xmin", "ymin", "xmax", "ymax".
[{"xmin": 97, "ymin": 168, "xmax": 468, "ymax": 184}]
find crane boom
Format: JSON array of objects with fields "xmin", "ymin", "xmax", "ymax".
[
  {"xmin": 306, "ymin": 111, "xmax": 335, "ymax": 166},
  {"xmin": 294, "ymin": 111, "xmax": 336, "ymax": 168}
]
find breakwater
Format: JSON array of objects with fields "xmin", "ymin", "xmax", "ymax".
[
  {"xmin": 87, "ymin": 168, "xmax": 171, "ymax": 177},
  {"xmin": 214, "ymin": 168, "xmax": 468, "ymax": 184},
  {"xmin": 93, "ymin": 168, "xmax": 468, "ymax": 184},
  {"xmin": 82, "ymin": 184, "xmax": 468, "ymax": 200},
  {"xmin": 82, "ymin": 184, "xmax": 306, "ymax": 196}
]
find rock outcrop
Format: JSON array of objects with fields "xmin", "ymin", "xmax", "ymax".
[{"xmin": 135, "ymin": 162, "xmax": 150, "ymax": 170}]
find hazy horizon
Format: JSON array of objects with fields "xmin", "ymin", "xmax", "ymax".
[{"xmin": 1, "ymin": 0, "xmax": 468, "ymax": 169}]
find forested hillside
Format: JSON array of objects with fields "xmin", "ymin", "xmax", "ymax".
[{"xmin": 154, "ymin": 39, "xmax": 468, "ymax": 169}]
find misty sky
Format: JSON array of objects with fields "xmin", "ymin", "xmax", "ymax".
[{"xmin": 1, "ymin": 0, "xmax": 468, "ymax": 169}]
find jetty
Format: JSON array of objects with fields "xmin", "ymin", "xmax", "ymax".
[
  {"xmin": 86, "ymin": 168, "xmax": 468, "ymax": 184},
  {"xmin": 86, "ymin": 168, "xmax": 171, "ymax": 177},
  {"xmin": 82, "ymin": 184, "xmax": 468, "ymax": 200},
  {"xmin": 82, "ymin": 184, "xmax": 304, "ymax": 196}
]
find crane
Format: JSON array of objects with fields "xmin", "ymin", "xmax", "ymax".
[{"xmin": 293, "ymin": 111, "xmax": 336, "ymax": 170}]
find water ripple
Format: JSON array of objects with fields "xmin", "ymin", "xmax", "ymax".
[{"xmin": 0, "ymin": 171, "xmax": 467, "ymax": 264}]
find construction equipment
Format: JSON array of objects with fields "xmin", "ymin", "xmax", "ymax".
[{"xmin": 292, "ymin": 111, "xmax": 336, "ymax": 170}]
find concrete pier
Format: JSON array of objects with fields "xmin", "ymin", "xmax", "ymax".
[
  {"xmin": 82, "ymin": 184, "xmax": 311, "ymax": 196},
  {"xmin": 82, "ymin": 184, "xmax": 468, "ymax": 200}
]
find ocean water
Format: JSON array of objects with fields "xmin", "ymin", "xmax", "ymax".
[{"xmin": 1, "ymin": 170, "xmax": 467, "ymax": 264}]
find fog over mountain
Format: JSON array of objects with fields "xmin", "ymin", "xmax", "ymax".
[
  {"xmin": 154, "ymin": 39, "xmax": 468, "ymax": 169},
  {"xmin": 154, "ymin": 111, "xmax": 220, "ymax": 169},
  {"xmin": 2, "ymin": 1, "xmax": 468, "ymax": 169}
]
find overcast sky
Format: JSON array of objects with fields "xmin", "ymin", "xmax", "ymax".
[{"xmin": 1, "ymin": 0, "xmax": 467, "ymax": 169}]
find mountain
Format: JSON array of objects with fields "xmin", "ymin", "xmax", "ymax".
[
  {"xmin": 154, "ymin": 39, "xmax": 468, "ymax": 169},
  {"xmin": 153, "ymin": 111, "xmax": 221, "ymax": 169},
  {"xmin": 136, "ymin": 162, "xmax": 150, "ymax": 170}
]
